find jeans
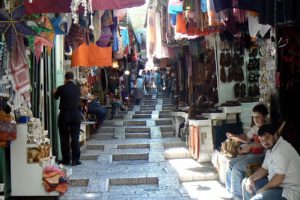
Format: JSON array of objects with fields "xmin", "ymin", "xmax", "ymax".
[
  {"xmin": 225, "ymin": 153, "xmax": 265, "ymax": 199},
  {"xmin": 242, "ymin": 178, "xmax": 286, "ymax": 200}
]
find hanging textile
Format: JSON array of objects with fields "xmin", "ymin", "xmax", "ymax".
[
  {"xmin": 189, "ymin": 125, "xmax": 200, "ymax": 160},
  {"xmin": 248, "ymin": 15, "xmax": 271, "ymax": 38},
  {"xmin": 34, "ymin": 36, "xmax": 54, "ymax": 60},
  {"xmin": 51, "ymin": 15, "xmax": 67, "ymax": 35},
  {"xmin": 92, "ymin": 10, "xmax": 105, "ymax": 42},
  {"xmin": 113, "ymin": 33, "xmax": 123, "ymax": 60},
  {"xmin": 37, "ymin": 16, "xmax": 55, "ymax": 54},
  {"xmin": 9, "ymin": 36, "xmax": 30, "ymax": 93},
  {"xmin": 96, "ymin": 26, "xmax": 112, "ymax": 47},
  {"xmin": 175, "ymin": 13, "xmax": 187, "ymax": 34},
  {"xmin": 24, "ymin": 0, "xmax": 145, "ymax": 14},
  {"xmin": 111, "ymin": 17, "xmax": 119, "ymax": 52},
  {"xmin": 120, "ymin": 27, "xmax": 130, "ymax": 50},
  {"xmin": 168, "ymin": 0, "xmax": 183, "ymax": 14},
  {"xmin": 146, "ymin": 9, "xmax": 156, "ymax": 58},
  {"xmin": 0, "ymin": 6, "xmax": 36, "ymax": 52},
  {"xmin": 71, "ymin": 43, "xmax": 112, "ymax": 67},
  {"xmin": 65, "ymin": 23, "xmax": 89, "ymax": 51},
  {"xmin": 206, "ymin": 0, "xmax": 222, "ymax": 26}
]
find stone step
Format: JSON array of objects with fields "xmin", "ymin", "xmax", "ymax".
[
  {"xmin": 162, "ymin": 108, "xmax": 174, "ymax": 111},
  {"xmin": 155, "ymin": 119, "xmax": 173, "ymax": 126},
  {"xmin": 125, "ymin": 133, "xmax": 151, "ymax": 139},
  {"xmin": 140, "ymin": 103, "xmax": 156, "ymax": 106},
  {"xmin": 164, "ymin": 147, "xmax": 191, "ymax": 159},
  {"xmin": 140, "ymin": 107, "xmax": 156, "ymax": 111},
  {"xmin": 117, "ymin": 111, "xmax": 128, "ymax": 115},
  {"xmin": 159, "ymin": 114, "xmax": 172, "ymax": 118},
  {"xmin": 159, "ymin": 111, "xmax": 171, "ymax": 115},
  {"xmin": 114, "ymin": 115, "xmax": 125, "ymax": 119},
  {"xmin": 92, "ymin": 132, "xmax": 115, "ymax": 140},
  {"xmin": 124, "ymin": 121, "xmax": 147, "ymax": 126},
  {"xmin": 113, "ymin": 153, "xmax": 149, "ymax": 161},
  {"xmin": 167, "ymin": 159, "xmax": 218, "ymax": 182},
  {"xmin": 163, "ymin": 142, "xmax": 186, "ymax": 148},
  {"xmin": 160, "ymin": 126, "xmax": 174, "ymax": 133},
  {"xmin": 135, "ymin": 111, "xmax": 152, "ymax": 114},
  {"xmin": 162, "ymin": 103, "xmax": 173, "ymax": 106},
  {"xmin": 81, "ymin": 153, "xmax": 99, "ymax": 160},
  {"xmin": 109, "ymin": 177, "xmax": 158, "ymax": 185},
  {"xmin": 161, "ymin": 131, "xmax": 175, "ymax": 138},
  {"xmin": 117, "ymin": 143, "xmax": 150, "ymax": 149},
  {"xmin": 125, "ymin": 127, "xmax": 150, "ymax": 133},
  {"xmin": 132, "ymin": 114, "xmax": 152, "ymax": 119},
  {"xmin": 69, "ymin": 178, "xmax": 89, "ymax": 186},
  {"xmin": 86, "ymin": 144, "xmax": 105, "ymax": 150},
  {"xmin": 96, "ymin": 127, "xmax": 114, "ymax": 133},
  {"xmin": 102, "ymin": 121, "xmax": 114, "ymax": 126}
]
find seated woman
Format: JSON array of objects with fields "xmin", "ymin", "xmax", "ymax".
[
  {"xmin": 86, "ymin": 95, "xmax": 107, "ymax": 126},
  {"xmin": 225, "ymin": 103, "xmax": 269, "ymax": 200}
]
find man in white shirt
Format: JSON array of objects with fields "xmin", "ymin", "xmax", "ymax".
[{"xmin": 242, "ymin": 124, "xmax": 300, "ymax": 200}]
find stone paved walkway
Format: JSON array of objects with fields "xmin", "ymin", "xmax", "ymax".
[{"xmin": 59, "ymin": 91, "xmax": 232, "ymax": 200}]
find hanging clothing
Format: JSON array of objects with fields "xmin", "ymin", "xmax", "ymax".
[
  {"xmin": 96, "ymin": 26, "xmax": 112, "ymax": 47},
  {"xmin": 9, "ymin": 36, "xmax": 30, "ymax": 94},
  {"xmin": 168, "ymin": 0, "xmax": 183, "ymax": 14},
  {"xmin": 120, "ymin": 28, "xmax": 130, "ymax": 50},
  {"xmin": 92, "ymin": 10, "xmax": 105, "ymax": 42}
]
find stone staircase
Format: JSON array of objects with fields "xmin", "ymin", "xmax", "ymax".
[{"xmin": 60, "ymin": 90, "xmax": 232, "ymax": 200}]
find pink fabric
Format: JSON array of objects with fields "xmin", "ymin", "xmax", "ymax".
[
  {"xmin": 34, "ymin": 36, "xmax": 54, "ymax": 60},
  {"xmin": 25, "ymin": 0, "xmax": 145, "ymax": 14},
  {"xmin": 9, "ymin": 36, "xmax": 30, "ymax": 93}
]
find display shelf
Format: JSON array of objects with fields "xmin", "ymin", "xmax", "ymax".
[{"xmin": 10, "ymin": 124, "xmax": 58, "ymax": 197}]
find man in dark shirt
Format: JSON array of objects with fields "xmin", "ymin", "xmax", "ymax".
[{"xmin": 53, "ymin": 72, "xmax": 81, "ymax": 166}]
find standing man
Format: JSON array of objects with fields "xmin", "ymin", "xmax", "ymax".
[
  {"xmin": 53, "ymin": 71, "xmax": 81, "ymax": 166},
  {"xmin": 242, "ymin": 124, "xmax": 300, "ymax": 200}
]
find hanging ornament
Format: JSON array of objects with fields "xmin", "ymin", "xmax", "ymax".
[
  {"xmin": 0, "ymin": 6, "xmax": 36, "ymax": 52},
  {"xmin": 70, "ymin": 0, "xmax": 94, "ymax": 30}
]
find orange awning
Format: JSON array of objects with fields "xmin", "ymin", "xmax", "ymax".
[{"xmin": 71, "ymin": 43, "xmax": 112, "ymax": 67}]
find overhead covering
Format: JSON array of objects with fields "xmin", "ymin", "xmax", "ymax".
[
  {"xmin": 71, "ymin": 43, "xmax": 112, "ymax": 67},
  {"xmin": 24, "ymin": 0, "xmax": 146, "ymax": 14}
]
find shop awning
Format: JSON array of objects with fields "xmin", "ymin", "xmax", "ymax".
[
  {"xmin": 71, "ymin": 43, "xmax": 112, "ymax": 67},
  {"xmin": 24, "ymin": 0, "xmax": 145, "ymax": 14}
]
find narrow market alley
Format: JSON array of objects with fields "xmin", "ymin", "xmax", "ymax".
[{"xmin": 60, "ymin": 90, "xmax": 231, "ymax": 200}]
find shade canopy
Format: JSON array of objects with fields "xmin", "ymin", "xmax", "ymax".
[{"xmin": 24, "ymin": 0, "xmax": 145, "ymax": 14}]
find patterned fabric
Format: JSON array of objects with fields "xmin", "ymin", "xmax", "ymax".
[
  {"xmin": 0, "ymin": 6, "xmax": 36, "ymax": 52},
  {"xmin": 65, "ymin": 24, "xmax": 89, "ymax": 51},
  {"xmin": 34, "ymin": 36, "xmax": 54, "ymax": 60},
  {"xmin": 38, "ymin": 16, "xmax": 55, "ymax": 54},
  {"xmin": 9, "ymin": 36, "xmax": 31, "ymax": 93},
  {"xmin": 0, "ymin": 111, "xmax": 17, "ymax": 147}
]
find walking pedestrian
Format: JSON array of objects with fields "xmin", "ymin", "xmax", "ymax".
[
  {"xmin": 53, "ymin": 71, "xmax": 82, "ymax": 166},
  {"xmin": 134, "ymin": 75, "xmax": 144, "ymax": 105}
]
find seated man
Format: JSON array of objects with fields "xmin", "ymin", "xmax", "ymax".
[
  {"xmin": 86, "ymin": 95, "xmax": 107, "ymax": 126},
  {"xmin": 242, "ymin": 124, "xmax": 300, "ymax": 200}
]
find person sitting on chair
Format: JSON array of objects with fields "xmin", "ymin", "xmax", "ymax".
[{"xmin": 86, "ymin": 95, "xmax": 107, "ymax": 126}]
